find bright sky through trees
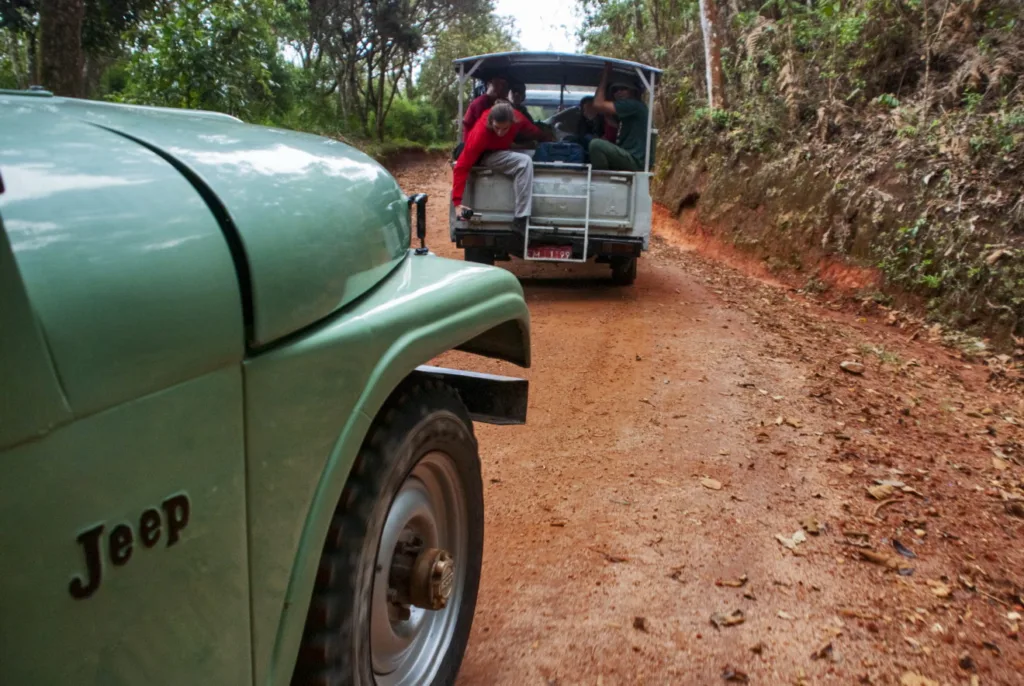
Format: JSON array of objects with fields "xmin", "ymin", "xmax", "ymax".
[{"xmin": 494, "ymin": 0, "xmax": 581, "ymax": 52}]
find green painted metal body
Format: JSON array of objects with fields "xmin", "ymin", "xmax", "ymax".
[{"xmin": 0, "ymin": 92, "xmax": 530, "ymax": 685}]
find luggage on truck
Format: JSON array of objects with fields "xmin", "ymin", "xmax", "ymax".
[{"xmin": 533, "ymin": 141, "xmax": 585, "ymax": 164}]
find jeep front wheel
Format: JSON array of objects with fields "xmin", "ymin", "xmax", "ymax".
[{"xmin": 293, "ymin": 382, "xmax": 483, "ymax": 686}]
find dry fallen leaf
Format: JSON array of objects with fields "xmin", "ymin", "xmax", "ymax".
[
  {"xmin": 986, "ymin": 249, "xmax": 1011, "ymax": 265},
  {"xmin": 927, "ymin": 580, "xmax": 952, "ymax": 598},
  {"xmin": 722, "ymin": 666, "xmax": 749, "ymax": 683},
  {"xmin": 776, "ymin": 529, "xmax": 807, "ymax": 550},
  {"xmin": 840, "ymin": 607, "xmax": 880, "ymax": 620},
  {"xmin": 840, "ymin": 360, "xmax": 865, "ymax": 375},
  {"xmin": 867, "ymin": 484, "xmax": 895, "ymax": 500},
  {"xmin": 900, "ymin": 672, "xmax": 939, "ymax": 686},
  {"xmin": 843, "ymin": 531, "xmax": 872, "ymax": 548},
  {"xmin": 590, "ymin": 547, "xmax": 627, "ymax": 563},
  {"xmin": 784, "ymin": 417, "xmax": 803, "ymax": 429},
  {"xmin": 859, "ymin": 550, "xmax": 899, "ymax": 569},
  {"xmin": 710, "ymin": 609, "xmax": 746, "ymax": 628},
  {"xmin": 716, "ymin": 574, "xmax": 749, "ymax": 588},
  {"xmin": 801, "ymin": 517, "xmax": 824, "ymax": 535},
  {"xmin": 701, "ymin": 477, "xmax": 723, "ymax": 491},
  {"xmin": 993, "ymin": 456, "xmax": 1008, "ymax": 471}
]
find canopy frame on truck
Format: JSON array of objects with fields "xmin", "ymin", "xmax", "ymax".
[{"xmin": 453, "ymin": 51, "xmax": 661, "ymax": 173}]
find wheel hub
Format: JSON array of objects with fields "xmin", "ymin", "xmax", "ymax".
[
  {"xmin": 388, "ymin": 535, "xmax": 455, "ymax": 616},
  {"xmin": 370, "ymin": 451, "xmax": 469, "ymax": 684}
]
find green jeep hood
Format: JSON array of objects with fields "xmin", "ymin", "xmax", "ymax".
[{"xmin": 51, "ymin": 97, "xmax": 411, "ymax": 347}]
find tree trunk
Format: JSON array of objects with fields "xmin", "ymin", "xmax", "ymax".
[
  {"xmin": 83, "ymin": 53, "xmax": 112, "ymax": 99},
  {"xmin": 40, "ymin": 0, "xmax": 85, "ymax": 97},
  {"xmin": 698, "ymin": 0, "xmax": 727, "ymax": 109},
  {"xmin": 29, "ymin": 30, "xmax": 39, "ymax": 86}
]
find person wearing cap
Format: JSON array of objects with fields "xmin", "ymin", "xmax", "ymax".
[{"xmin": 589, "ymin": 63, "xmax": 649, "ymax": 171}]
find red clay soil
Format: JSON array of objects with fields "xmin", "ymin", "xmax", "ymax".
[{"xmin": 390, "ymin": 154, "xmax": 1024, "ymax": 686}]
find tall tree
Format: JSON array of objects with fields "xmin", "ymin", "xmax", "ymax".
[
  {"xmin": 698, "ymin": 0, "xmax": 725, "ymax": 109},
  {"xmin": 118, "ymin": 0, "xmax": 285, "ymax": 119},
  {"xmin": 39, "ymin": 0, "xmax": 84, "ymax": 95},
  {"xmin": 309, "ymin": 0, "xmax": 489, "ymax": 139},
  {"xmin": 1, "ymin": 0, "xmax": 41, "ymax": 83},
  {"xmin": 416, "ymin": 9, "xmax": 518, "ymax": 131},
  {"xmin": 1, "ymin": 0, "xmax": 154, "ymax": 95}
]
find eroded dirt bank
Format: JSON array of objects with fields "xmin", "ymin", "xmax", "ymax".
[{"xmin": 391, "ymin": 155, "xmax": 1024, "ymax": 686}]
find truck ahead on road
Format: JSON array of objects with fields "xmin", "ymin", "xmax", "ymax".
[
  {"xmin": 450, "ymin": 51, "xmax": 661, "ymax": 285},
  {"xmin": 0, "ymin": 89, "xmax": 530, "ymax": 686}
]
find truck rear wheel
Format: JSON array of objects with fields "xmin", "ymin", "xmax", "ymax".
[
  {"xmin": 610, "ymin": 256, "xmax": 637, "ymax": 286},
  {"xmin": 463, "ymin": 248, "xmax": 494, "ymax": 265},
  {"xmin": 292, "ymin": 381, "xmax": 483, "ymax": 686}
]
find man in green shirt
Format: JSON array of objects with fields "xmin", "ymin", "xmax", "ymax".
[{"xmin": 589, "ymin": 63, "xmax": 649, "ymax": 171}]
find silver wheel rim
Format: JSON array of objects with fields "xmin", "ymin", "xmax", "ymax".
[{"xmin": 370, "ymin": 450, "xmax": 468, "ymax": 685}]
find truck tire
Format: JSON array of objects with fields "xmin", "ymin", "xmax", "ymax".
[
  {"xmin": 610, "ymin": 256, "xmax": 637, "ymax": 286},
  {"xmin": 292, "ymin": 381, "xmax": 483, "ymax": 686},
  {"xmin": 464, "ymin": 248, "xmax": 494, "ymax": 265}
]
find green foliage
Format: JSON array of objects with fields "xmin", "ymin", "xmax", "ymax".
[
  {"xmin": 111, "ymin": 0, "xmax": 285, "ymax": 120},
  {"xmin": 874, "ymin": 93, "xmax": 900, "ymax": 109},
  {"xmin": 381, "ymin": 96, "xmax": 446, "ymax": 144},
  {"xmin": 576, "ymin": 1, "xmax": 1024, "ymax": 340},
  {"xmin": 416, "ymin": 9, "xmax": 519, "ymax": 136},
  {"xmin": 307, "ymin": 0, "xmax": 492, "ymax": 140},
  {"xmin": 0, "ymin": 0, "xmax": 501, "ymax": 146},
  {"xmin": 0, "ymin": 27, "xmax": 29, "ymax": 88},
  {"xmin": 579, "ymin": 0, "xmax": 1023, "ymax": 155}
]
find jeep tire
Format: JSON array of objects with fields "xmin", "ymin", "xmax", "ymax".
[{"xmin": 292, "ymin": 381, "xmax": 483, "ymax": 686}]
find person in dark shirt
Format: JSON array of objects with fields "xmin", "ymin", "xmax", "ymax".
[
  {"xmin": 588, "ymin": 64, "xmax": 649, "ymax": 171},
  {"xmin": 576, "ymin": 96, "xmax": 617, "ymax": 144},
  {"xmin": 509, "ymin": 82, "xmax": 535, "ymax": 124},
  {"xmin": 462, "ymin": 75, "xmax": 510, "ymax": 135}
]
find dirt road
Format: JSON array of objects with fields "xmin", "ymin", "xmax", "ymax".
[{"xmin": 391, "ymin": 155, "xmax": 1024, "ymax": 685}]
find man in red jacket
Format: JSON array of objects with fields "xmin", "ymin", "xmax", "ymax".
[{"xmin": 452, "ymin": 100, "xmax": 549, "ymax": 232}]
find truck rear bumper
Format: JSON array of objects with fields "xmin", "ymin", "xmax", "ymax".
[{"xmin": 455, "ymin": 229, "xmax": 643, "ymax": 261}]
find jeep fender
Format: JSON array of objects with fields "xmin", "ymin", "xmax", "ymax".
[{"xmin": 242, "ymin": 253, "xmax": 529, "ymax": 686}]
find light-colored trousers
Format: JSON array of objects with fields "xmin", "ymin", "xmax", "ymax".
[{"xmin": 479, "ymin": 150, "xmax": 533, "ymax": 218}]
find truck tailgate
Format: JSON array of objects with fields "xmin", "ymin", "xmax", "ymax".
[{"xmin": 467, "ymin": 166, "xmax": 636, "ymax": 231}]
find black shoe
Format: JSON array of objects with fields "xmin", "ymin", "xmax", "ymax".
[{"xmin": 512, "ymin": 216, "xmax": 527, "ymax": 234}]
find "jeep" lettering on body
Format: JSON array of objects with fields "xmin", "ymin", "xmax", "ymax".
[{"xmin": 68, "ymin": 493, "xmax": 191, "ymax": 599}]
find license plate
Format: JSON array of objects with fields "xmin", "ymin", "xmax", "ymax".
[{"xmin": 527, "ymin": 244, "xmax": 573, "ymax": 260}]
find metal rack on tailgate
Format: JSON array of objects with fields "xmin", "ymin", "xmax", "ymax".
[{"xmin": 523, "ymin": 162, "xmax": 592, "ymax": 263}]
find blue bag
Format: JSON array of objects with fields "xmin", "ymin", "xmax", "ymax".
[{"xmin": 533, "ymin": 142, "xmax": 585, "ymax": 164}]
